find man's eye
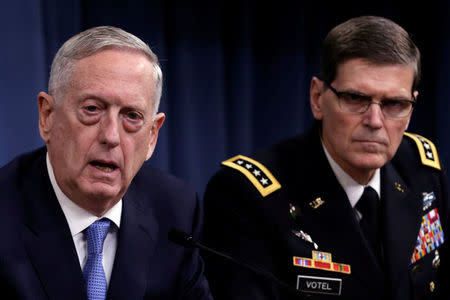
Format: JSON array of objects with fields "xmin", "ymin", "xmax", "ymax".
[
  {"xmin": 127, "ymin": 111, "xmax": 140, "ymax": 120},
  {"xmin": 122, "ymin": 111, "xmax": 144, "ymax": 132},
  {"xmin": 85, "ymin": 106, "xmax": 98, "ymax": 112},
  {"xmin": 124, "ymin": 111, "xmax": 144, "ymax": 122},
  {"xmin": 382, "ymin": 100, "xmax": 404, "ymax": 107},
  {"xmin": 341, "ymin": 93, "xmax": 369, "ymax": 103}
]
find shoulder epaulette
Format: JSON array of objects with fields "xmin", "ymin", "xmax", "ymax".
[
  {"xmin": 404, "ymin": 132, "xmax": 441, "ymax": 170},
  {"xmin": 221, "ymin": 155, "xmax": 281, "ymax": 197}
]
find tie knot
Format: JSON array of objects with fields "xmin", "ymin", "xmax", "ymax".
[
  {"xmin": 356, "ymin": 186, "xmax": 379, "ymax": 219},
  {"xmin": 86, "ymin": 218, "xmax": 111, "ymax": 254}
]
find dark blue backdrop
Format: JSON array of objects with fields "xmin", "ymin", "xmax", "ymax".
[{"xmin": 1, "ymin": 0, "xmax": 449, "ymax": 195}]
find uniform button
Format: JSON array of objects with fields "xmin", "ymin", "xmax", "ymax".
[{"xmin": 430, "ymin": 281, "xmax": 435, "ymax": 293}]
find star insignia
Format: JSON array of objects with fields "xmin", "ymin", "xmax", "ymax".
[
  {"xmin": 404, "ymin": 132, "xmax": 441, "ymax": 171},
  {"xmin": 222, "ymin": 155, "xmax": 282, "ymax": 197}
]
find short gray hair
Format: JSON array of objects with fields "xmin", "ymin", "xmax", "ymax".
[{"xmin": 48, "ymin": 26, "xmax": 163, "ymax": 113}]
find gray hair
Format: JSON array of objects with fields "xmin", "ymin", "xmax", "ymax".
[{"xmin": 48, "ymin": 26, "xmax": 163, "ymax": 113}]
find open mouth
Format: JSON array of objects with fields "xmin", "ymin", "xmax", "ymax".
[{"xmin": 90, "ymin": 161, "xmax": 118, "ymax": 173}]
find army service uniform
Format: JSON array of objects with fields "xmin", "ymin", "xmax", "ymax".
[{"xmin": 203, "ymin": 124, "xmax": 449, "ymax": 300}]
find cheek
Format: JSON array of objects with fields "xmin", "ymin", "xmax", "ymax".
[
  {"xmin": 325, "ymin": 112, "xmax": 357, "ymax": 140},
  {"xmin": 387, "ymin": 124, "xmax": 407, "ymax": 149},
  {"xmin": 50, "ymin": 119, "xmax": 98, "ymax": 161},
  {"xmin": 122, "ymin": 135, "xmax": 151, "ymax": 169}
]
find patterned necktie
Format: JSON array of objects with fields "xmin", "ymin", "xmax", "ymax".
[
  {"xmin": 356, "ymin": 186, "xmax": 382, "ymax": 262},
  {"xmin": 83, "ymin": 218, "xmax": 111, "ymax": 300}
]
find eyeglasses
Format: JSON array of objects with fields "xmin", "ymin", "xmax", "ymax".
[{"xmin": 322, "ymin": 80, "xmax": 416, "ymax": 118}]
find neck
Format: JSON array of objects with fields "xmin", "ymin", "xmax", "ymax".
[
  {"xmin": 346, "ymin": 168, "xmax": 375, "ymax": 186},
  {"xmin": 71, "ymin": 196, "xmax": 120, "ymax": 217}
]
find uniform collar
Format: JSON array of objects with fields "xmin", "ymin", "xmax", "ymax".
[{"xmin": 321, "ymin": 141, "xmax": 380, "ymax": 208}]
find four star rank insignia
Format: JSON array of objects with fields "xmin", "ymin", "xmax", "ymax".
[{"xmin": 221, "ymin": 155, "xmax": 281, "ymax": 197}]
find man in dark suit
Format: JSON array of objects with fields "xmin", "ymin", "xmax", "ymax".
[
  {"xmin": 0, "ymin": 26, "xmax": 213, "ymax": 299},
  {"xmin": 202, "ymin": 16, "xmax": 449, "ymax": 299}
]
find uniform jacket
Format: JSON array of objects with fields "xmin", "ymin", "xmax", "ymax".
[
  {"xmin": 0, "ymin": 147, "xmax": 213, "ymax": 300},
  {"xmin": 203, "ymin": 123, "xmax": 449, "ymax": 300}
]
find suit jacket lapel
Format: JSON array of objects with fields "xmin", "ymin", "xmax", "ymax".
[
  {"xmin": 296, "ymin": 160, "xmax": 385, "ymax": 289},
  {"xmin": 22, "ymin": 152, "xmax": 86, "ymax": 299},
  {"xmin": 381, "ymin": 162, "xmax": 422, "ymax": 289},
  {"xmin": 107, "ymin": 182, "xmax": 158, "ymax": 299},
  {"xmin": 283, "ymin": 125, "xmax": 384, "ymax": 292}
]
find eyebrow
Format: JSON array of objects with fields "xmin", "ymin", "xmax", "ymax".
[{"xmin": 338, "ymin": 89, "xmax": 413, "ymax": 101}]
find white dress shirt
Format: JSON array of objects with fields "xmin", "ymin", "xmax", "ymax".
[
  {"xmin": 321, "ymin": 142, "xmax": 380, "ymax": 220},
  {"xmin": 46, "ymin": 153, "xmax": 122, "ymax": 286}
]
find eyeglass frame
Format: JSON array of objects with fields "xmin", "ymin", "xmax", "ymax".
[{"xmin": 321, "ymin": 79, "xmax": 417, "ymax": 119}]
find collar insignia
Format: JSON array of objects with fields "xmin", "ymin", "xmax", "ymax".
[
  {"xmin": 309, "ymin": 197, "xmax": 325, "ymax": 209},
  {"xmin": 394, "ymin": 182, "xmax": 404, "ymax": 193}
]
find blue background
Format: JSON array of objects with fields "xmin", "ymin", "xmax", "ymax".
[{"xmin": 1, "ymin": 1, "xmax": 449, "ymax": 195}]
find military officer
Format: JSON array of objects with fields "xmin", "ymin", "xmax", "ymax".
[{"xmin": 202, "ymin": 16, "xmax": 450, "ymax": 299}]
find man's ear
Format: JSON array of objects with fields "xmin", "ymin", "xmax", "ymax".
[
  {"xmin": 413, "ymin": 90, "xmax": 419, "ymax": 101},
  {"xmin": 405, "ymin": 90, "xmax": 419, "ymax": 131},
  {"xmin": 310, "ymin": 76, "xmax": 325, "ymax": 120},
  {"xmin": 38, "ymin": 92, "xmax": 56, "ymax": 143},
  {"xmin": 145, "ymin": 112, "xmax": 165, "ymax": 161}
]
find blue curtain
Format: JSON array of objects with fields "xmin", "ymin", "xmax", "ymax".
[{"xmin": 1, "ymin": 0, "xmax": 449, "ymax": 195}]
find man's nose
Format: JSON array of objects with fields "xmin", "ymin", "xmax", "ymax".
[
  {"xmin": 99, "ymin": 113, "xmax": 120, "ymax": 147},
  {"xmin": 362, "ymin": 102, "xmax": 384, "ymax": 128}
]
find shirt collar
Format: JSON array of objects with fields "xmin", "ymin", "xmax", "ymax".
[
  {"xmin": 46, "ymin": 152, "xmax": 122, "ymax": 236},
  {"xmin": 321, "ymin": 141, "xmax": 380, "ymax": 208}
]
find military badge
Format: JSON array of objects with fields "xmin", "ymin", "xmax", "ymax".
[
  {"xmin": 289, "ymin": 203, "xmax": 300, "ymax": 219},
  {"xmin": 404, "ymin": 132, "xmax": 441, "ymax": 170},
  {"xmin": 411, "ymin": 208, "xmax": 445, "ymax": 264},
  {"xmin": 422, "ymin": 192, "xmax": 436, "ymax": 211},
  {"xmin": 432, "ymin": 250, "xmax": 440, "ymax": 269},
  {"xmin": 394, "ymin": 182, "xmax": 404, "ymax": 193},
  {"xmin": 293, "ymin": 251, "xmax": 351, "ymax": 274},
  {"xmin": 292, "ymin": 229, "xmax": 318, "ymax": 249},
  {"xmin": 309, "ymin": 197, "xmax": 325, "ymax": 209},
  {"xmin": 221, "ymin": 155, "xmax": 281, "ymax": 197},
  {"xmin": 296, "ymin": 275, "xmax": 342, "ymax": 296}
]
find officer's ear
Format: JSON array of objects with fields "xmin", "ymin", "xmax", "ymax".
[
  {"xmin": 145, "ymin": 112, "xmax": 165, "ymax": 161},
  {"xmin": 404, "ymin": 90, "xmax": 419, "ymax": 131},
  {"xmin": 38, "ymin": 92, "xmax": 56, "ymax": 144},
  {"xmin": 310, "ymin": 77, "xmax": 324, "ymax": 120}
]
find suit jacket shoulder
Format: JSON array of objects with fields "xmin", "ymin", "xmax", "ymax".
[{"xmin": 0, "ymin": 148, "xmax": 213, "ymax": 300}]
